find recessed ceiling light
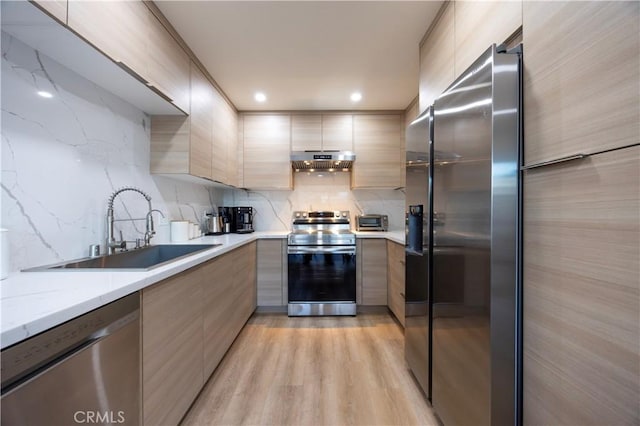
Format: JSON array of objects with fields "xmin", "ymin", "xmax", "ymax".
[
  {"xmin": 37, "ymin": 91, "xmax": 53, "ymax": 98},
  {"xmin": 254, "ymin": 92, "xmax": 267, "ymax": 102},
  {"xmin": 350, "ymin": 92, "xmax": 362, "ymax": 102}
]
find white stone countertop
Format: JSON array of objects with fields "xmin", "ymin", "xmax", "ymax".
[
  {"xmin": 1, "ymin": 230, "xmax": 402, "ymax": 349},
  {"xmin": 354, "ymin": 230, "xmax": 405, "ymax": 245}
]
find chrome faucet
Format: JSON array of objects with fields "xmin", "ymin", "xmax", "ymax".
[
  {"xmin": 145, "ymin": 209, "xmax": 165, "ymax": 246},
  {"xmin": 106, "ymin": 187, "xmax": 156, "ymax": 255}
]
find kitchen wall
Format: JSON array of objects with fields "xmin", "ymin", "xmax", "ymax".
[
  {"xmin": 223, "ymin": 172, "xmax": 404, "ymax": 231},
  {"xmin": 1, "ymin": 33, "xmax": 222, "ymax": 272}
]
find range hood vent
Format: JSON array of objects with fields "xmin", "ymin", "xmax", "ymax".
[{"xmin": 291, "ymin": 151, "xmax": 355, "ymax": 172}]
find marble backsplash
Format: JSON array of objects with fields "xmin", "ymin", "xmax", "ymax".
[
  {"xmin": 223, "ymin": 172, "xmax": 405, "ymax": 232},
  {"xmin": 1, "ymin": 33, "xmax": 221, "ymax": 272}
]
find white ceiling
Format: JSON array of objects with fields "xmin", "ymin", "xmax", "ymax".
[{"xmin": 155, "ymin": 1, "xmax": 443, "ymax": 111}]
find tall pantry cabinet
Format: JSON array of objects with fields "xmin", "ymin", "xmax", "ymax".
[{"xmin": 521, "ymin": 2, "xmax": 640, "ymax": 425}]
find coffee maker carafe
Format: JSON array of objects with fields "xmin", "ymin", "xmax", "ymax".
[
  {"xmin": 218, "ymin": 207, "xmax": 233, "ymax": 233},
  {"xmin": 232, "ymin": 207, "xmax": 254, "ymax": 233}
]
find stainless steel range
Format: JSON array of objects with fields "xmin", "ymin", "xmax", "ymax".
[{"xmin": 287, "ymin": 211, "xmax": 356, "ymax": 316}]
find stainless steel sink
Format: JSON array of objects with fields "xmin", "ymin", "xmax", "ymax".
[{"xmin": 24, "ymin": 244, "xmax": 221, "ymax": 271}]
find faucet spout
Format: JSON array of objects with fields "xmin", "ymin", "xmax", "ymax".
[{"xmin": 145, "ymin": 209, "xmax": 165, "ymax": 246}]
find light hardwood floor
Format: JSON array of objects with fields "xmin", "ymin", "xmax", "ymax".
[{"xmin": 181, "ymin": 313, "xmax": 438, "ymax": 426}]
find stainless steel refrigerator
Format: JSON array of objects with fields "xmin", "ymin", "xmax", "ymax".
[
  {"xmin": 404, "ymin": 106, "xmax": 434, "ymax": 400},
  {"xmin": 405, "ymin": 44, "xmax": 522, "ymax": 425}
]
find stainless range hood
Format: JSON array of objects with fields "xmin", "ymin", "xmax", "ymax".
[{"xmin": 291, "ymin": 151, "xmax": 356, "ymax": 172}]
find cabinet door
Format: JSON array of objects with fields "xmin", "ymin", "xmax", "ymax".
[
  {"xmin": 33, "ymin": 0, "xmax": 67, "ymax": 24},
  {"xmin": 418, "ymin": 2, "xmax": 454, "ymax": 113},
  {"xmin": 142, "ymin": 267, "xmax": 203, "ymax": 426},
  {"xmin": 211, "ymin": 89, "xmax": 229, "ymax": 183},
  {"xmin": 291, "ymin": 115, "xmax": 322, "ymax": 152},
  {"xmin": 322, "ymin": 114, "xmax": 353, "ymax": 151},
  {"xmin": 150, "ymin": 115, "xmax": 190, "ymax": 173},
  {"xmin": 202, "ymin": 253, "xmax": 235, "ymax": 378},
  {"xmin": 189, "ymin": 65, "xmax": 213, "ymax": 180},
  {"xmin": 225, "ymin": 102, "xmax": 239, "ymax": 187},
  {"xmin": 523, "ymin": 1, "xmax": 639, "ymax": 166},
  {"xmin": 360, "ymin": 239, "xmax": 388, "ymax": 305},
  {"xmin": 147, "ymin": 13, "xmax": 190, "ymax": 114},
  {"xmin": 235, "ymin": 241, "xmax": 257, "ymax": 317},
  {"xmin": 68, "ymin": 0, "xmax": 150, "ymax": 83},
  {"xmin": 387, "ymin": 240, "xmax": 405, "ymax": 326},
  {"xmin": 523, "ymin": 146, "xmax": 640, "ymax": 426},
  {"xmin": 352, "ymin": 115, "xmax": 403, "ymax": 188},
  {"xmin": 257, "ymin": 239, "xmax": 284, "ymax": 306},
  {"xmin": 242, "ymin": 114, "xmax": 292, "ymax": 189},
  {"xmin": 454, "ymin": 1, "xmax": 522, "ymax": 78}
]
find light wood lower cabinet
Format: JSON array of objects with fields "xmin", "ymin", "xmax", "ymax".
[
  {"xmin": 523, "ymin": 146, "xmax": 640, "ymax": 426},
  {"xmin": 257, "ymin": 239, "xmax": 287, "ymax": 306},
  {"xmin": 143, "ymin": 242, "xmax": 257, "ymax": 425},
  {"xmin": 357, "ymin": 239, "xmax": 388, "ymax": 305},
  {"xmin": 387, "ymin": 240, "xmax": 405, "ymax": 326},
  {"xmin": 142, "ymin": 264, "xmax": 204, "ymax": 426}
]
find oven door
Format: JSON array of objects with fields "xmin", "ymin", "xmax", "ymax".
[{"xmin": 287, "ymin": 245, "xmax": 356, "ymax": 315}]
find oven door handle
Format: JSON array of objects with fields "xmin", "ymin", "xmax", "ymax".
[{"xmin": 288, "ymin": 246, "xmax": 356, "ymax": 255}]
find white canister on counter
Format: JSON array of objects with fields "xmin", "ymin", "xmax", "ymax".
[
  {"xmin": 192, "ymin": 223, "xmax": 199, "ymax": 239},
  {"xmin": 154, "ymin": 218, "xmax": 171, "ymax": 244},
  {"xmin": 1, "ymin": 229, "xmax": 8, "ymax": 280},
  {"xmin": 170, "ymin": 221, "xmax": 190, "ymax": 242}
]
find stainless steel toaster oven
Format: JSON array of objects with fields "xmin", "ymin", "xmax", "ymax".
[{"xmin": 355, "ymin": 214, "xmax": 389, "ymax": 231}]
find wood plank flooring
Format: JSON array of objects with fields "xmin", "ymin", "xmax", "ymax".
[{"xmin": 181, "ymin": 313, "xmax": 438, "ymax": 426}]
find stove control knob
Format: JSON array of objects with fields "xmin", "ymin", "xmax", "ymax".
[
  {"xmin": 302, "ymin": 213, "xmax": 307, "ymax": 218},
  {"xmin": 295, "ymin": 212, "xmax": 301, "ymax": 218},
  {"xmin": 342, "ymin": 212, "xmax": 347, "ymax": 217}
]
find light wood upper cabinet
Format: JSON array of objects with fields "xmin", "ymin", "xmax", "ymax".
[
  {"xmin": 291, "ymin": 114, "xmax": 353, "ymax": 152},
  {"xmin": 33, "ymin": 0, "xmax": 67, "ymax": 24},
  {"xmin": 454, "ymin": 1, "xmax": 522, "ymax": 78},
  {"xmin": 418, "ymin": 2, "xmax": 454, "ymax": 113},
  {"xmin": 142, "ymin": 265, "xmax": 204, "ymax": 426},
  {"xmin": 151, "ymin": 62, "xmax": 214, "ymax": 180},
  {"xmin": 523, "ymin": 1, "xmax": 639, "ymax": 166},
  {"xmin": 68, "ymin": 0, "xmax": 151, "ymax": 84},
  {"xmin": 189, "ymin": 65, "xmax": 214, "ymax": 179},
  {"xmin": 523, "ymin": 146, "xmax": 640, "ymax": 426},
  {"xmin": 211, "ymin": 89, "xmax": 229, "ymax": 183},
  {"xmin": 358, "ymin": 239, "xmax": 388, "ymax": 305},
  {"xmin": 215, "ymin": 96, "xmax": 238, "ymax": 186},
  {"xmin": 322, "ymin": 114, "xmax": 353, "ymax": 151},
  {"xmin": 147, "ymin": 12, "xmax": 190, "ymax": 114},
  {"xmin": 242, "ymin": 114, "xmax": 292, "ymax": 189},
  {"xmin": 387, "ymin": 240, "xmax": 405, "ymax": 326},
  {"xmin": 291, "ymin": 115, "xmax": 322, "ymax": 152},
  {"xmin": 352, "ymin": 114, "xmax": 403, "ymax": 188}
]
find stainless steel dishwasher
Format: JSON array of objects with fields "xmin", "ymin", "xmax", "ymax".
[{"xmin": 1, "ymin": 293, "xmax": 140, "ymax": 426}]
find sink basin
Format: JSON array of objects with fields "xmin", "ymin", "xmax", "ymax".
[{"xmin": 24, "ymin": 244, "xmax": 221, "ymax": 271}]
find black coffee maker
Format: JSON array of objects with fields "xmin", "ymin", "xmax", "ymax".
[
  {"xmin": 232, "ymin": 207, "xmax": 254, "ymax": 233},
  {"xmin": 218, "ymin": 207, "xmax": 234, "ymax": 233}
]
